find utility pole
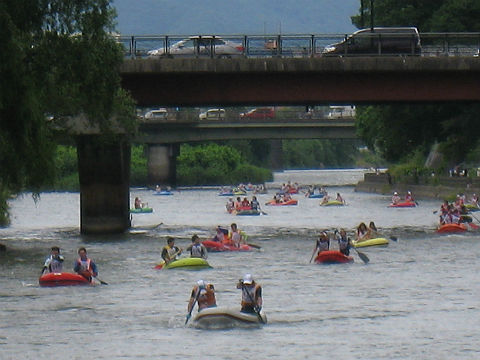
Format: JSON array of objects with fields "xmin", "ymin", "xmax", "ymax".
[
  {"xmin": 370, "ymin": 0, "xmax": 374, "ymax": 32},
  {"xmin": 360, "ymin": 0, "xmax": 365, "ymax": 28}
]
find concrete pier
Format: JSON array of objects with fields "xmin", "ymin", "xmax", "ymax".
[
  {"xmin": 147, "ymin": 144, "xmax": 180, "ymax": 186},
  {"xmin": 76, "ymin": 136, "xmax": 131, "ymax": 234}
]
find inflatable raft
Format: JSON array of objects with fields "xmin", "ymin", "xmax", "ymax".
[
  {"xmin": 130, "ymin": 207, "xmax": 153, "ymax": 214},
  {"xmin": 464, "ymin": 203, "xmax": 480, "ymax": 212},
  {"xmin": 320, "ymin": 200, "xmax": 344, "ymax": 206},
  {"xmin": 436, "ymin": 223, "xmax": 468, "ymax": 234},
  {"xmin": 314, "ymin": 250, "xmax": 353, "ymax": 264},
  {"xmin": 155, "ymin": 257, "xmax": 211, "ymax": 270},
  {"xmin": 154, "ymin": 191, "xmax": 173, "ymax": 196},
  {"xmin": 39, "ymin": 272, "xmax": 92, "ymax": 287},
  {"xmin": 193, "ymin": 307, "xmax": 267, "ymax": 329},
  {"xmin": 307, "ymin": 193, "xmax": 324, "ymax": 199},
  {"xmin": 265, "ymin": 199, "xmax": 298, "ymax": 206},
  {"xmin": 352, "ymin": 237, "xmax": 389, "ymax": 248},
  {"xmin": 388, "ymin": 201, "xmax": 416, "ymax": 208},
  {"xmin": 202, "ymin": 240, "xmax": 253, "ymax": 252},
  {"xmin": 234, "ymin": 209, "xmax": 260, "ymax": 216}
]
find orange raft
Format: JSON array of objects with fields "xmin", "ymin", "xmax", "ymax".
[
  {"xmin": 39, "ymin": 272, "xmax": 92, "ymax": 287},
  {"xmin": 314, "ymin": 250, "xmax": 354, "ymax": 264},
  {"xmin": 436, "ymin": 223, "xmax": 468, "ymax": 234}
]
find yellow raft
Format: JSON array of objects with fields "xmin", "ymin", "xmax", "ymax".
[{"xmin": 352, "ymin": 237, "xmax": 389, "ymax": 248}]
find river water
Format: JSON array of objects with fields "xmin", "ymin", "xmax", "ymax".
[{"xmin": 1, "ymin": 170, "xmax": 479, "ymax": 359}]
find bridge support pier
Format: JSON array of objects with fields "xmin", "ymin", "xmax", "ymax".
[
  {"xmin": 147, "ymin": 144, "xmax": 180, "ymax": 186},
  {"xmin": 77, "ymin": 135, "xmax": 131, "ymax": 234},
  {"xmin": 270, "ymin": 140, "xmax": 283, "ymax": 171}
]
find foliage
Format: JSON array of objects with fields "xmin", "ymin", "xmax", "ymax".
[
  {"xmin": 0, "ymin": 1, "xmax": 135, "ymax": 225},
  {"xmin": 177, "ymin": 144, "xmax": 272, "ymax": 185},
  {"xmin": 350, "ymin": 1, "xmax": 480, "ymax": 173},
  {"xmin": 130, "ymin": 145, "xmax": 148, "ymax": 186},
  {"xmin": 388, "ymin": 149, "xmax": 429, "ymax": 183},
  {"xmin": 282, "ymin": 140, "xmax": 359, "ymax": 169}
]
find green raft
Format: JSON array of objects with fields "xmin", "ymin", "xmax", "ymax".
[
  {"xmin": 352, "ymin": 237, "xmax": 389, "ymax": 248},
  {"xmin": 156, "ymin": 257, "xmax": 211, "ymax": 270},
  {"xmin": 130, "ymin": 207, "xmax": 153, "ymax": 213}
]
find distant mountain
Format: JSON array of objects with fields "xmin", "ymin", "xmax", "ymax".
[{"xmin": 112, "ymin": 0, "xmax": 359, "ymax": 35}]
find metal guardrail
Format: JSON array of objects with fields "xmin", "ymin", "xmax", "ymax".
[
  {"xmin": 117, "ymin": 33, "xmax": 480, "ymax": 59},
  {"xmin": 137, "ymin": 109, "xmax": 356, "ymax": 124}
]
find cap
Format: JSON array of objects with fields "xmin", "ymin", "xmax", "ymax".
[
  {"xmin": 197, "ymin": 280, "xmax": 206, "ymax": 288},
  {"xmin": 394, "ymin": 192, "xmax": 398, "ymax": 195},
  {"xmin": 243, "ymin": 274, "xmax": 253, "ymax": 285}
]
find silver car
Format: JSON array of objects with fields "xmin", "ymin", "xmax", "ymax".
[{"xmin": 147, "ymin": 36, "xmax": 244, "ymax": 57}]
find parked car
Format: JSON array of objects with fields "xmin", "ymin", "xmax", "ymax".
[
  {"xmin": 239, "ymin": 107, "xmax": 275, "ymax": 119},
  {"xmin": 322, "ymin": 27, "xmax": 421, "ymax": 56},
  {"xmin": 327, "ymin": 106, "xmax": 356, "ymax": 119},
  {"xmin": 199, "ymin": 108, "xmax": 226, "ymax": 120},
  {"xmin": 144, "ymin": 108, "xmax": 168, "ymax": 120},
  {"xmin": 147, "ymin": 36, "xmax": 244, "ymax": 57}
]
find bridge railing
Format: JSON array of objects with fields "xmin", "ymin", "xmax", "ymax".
[
  {"xmin": 137, "ymin": 108, "xmax": 356, "ymax": 124},
  {"xmin": 117, "ymin": 33, "xmax": 480, "ymax": 58}
]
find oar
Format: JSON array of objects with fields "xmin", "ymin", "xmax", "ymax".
[
  {"xmin": 154, "ymin": 250, "xmax": 182, "ymax": 270},
  {"xmin": 309, "ymin": 247, "xmax": 318, "ymax": 263},
  {"xmin": 185, "ymin": 290, "xmax": 200, "ymax": 325},
  {"xmin": 94, "ymin": 277, "xmax": 108, "ymax": 285},
  {"xmin": 242, "ymin": 284, "xmax": 265, "ymax": 324},
  {"xmin": 351, "ymin": 246, "xmax": 369, "ymax": 264},
  {"xmin": 247, "ymin": 243, "xmax": 261, "ymax": 249}
]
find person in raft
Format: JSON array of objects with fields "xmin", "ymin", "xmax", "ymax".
[
  {"xmin": 368, "ymin": 221, "xmax": 379, "ymax": 238},
  {"xmin": 73, "ymin": 247, "xmax": 98, "ymax": 281},
  {"xmin": 356, "ymin": 222, "xmax": 371, "ymax": 242},
  {"xmin": 161, "ymin": 237, "xmax": 182, "ymax": 264},
  {"xmin": 134, "ymin": 197, "xmax": 143, "ymax": 209},
  {"xmin": 228, "ymin": 223, "xmax": 246, "ymax": 247},
  {"xmin": 334, "ymin": 229, "xmax": 351, "ymax": 256},
  {"xmin": 405, "ymin": 191, "xmax": 415, "ymax": 202},
  {"xmin": 212, "ymin": 226, "xmax": 227, "ymax": 242},
  {"xmin": 42, "ymin": 246, "xmax": 65, "ymax": 274},
  {"xmin": 311, "ymin": 231, "xmax": 330, "ymax": 260},
  {"xmin": 336, "ymin": 192, "xmax": 345, "ymax": 204},
  {"xmin": 186, "ymin": 234, "xmax": 208, "ymax": 259},
  {"xmin": 391, "ymin": 192, "xmax": 401, "ymax": 205},
  {"xmin": 187, "ymin": 279, "xmax": 217, "ymax": 314},
  {"xmin": 237, "ymin": 274, "xmax": 263, "ymax": 314}
]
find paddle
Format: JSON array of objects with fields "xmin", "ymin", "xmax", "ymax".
[
  {"xmin": 351, "ymin": 246, "xmax": 369, "ymax": 264},
  {"xmin": 241, "ymin": 283, "xmax": 265, "ymax": 324},
  {"xmin": 94, "ymin": 277, "xmax": 108, "ymax": 285},
  {"xmin": 247, "ymin": 243, "xmax": 261, "ymax": 249},
  {"xmin": 155, "ymin": 249, "xmax": 182, "ymax": 270},
  {"xmin": 185, "ymin": 289, "xmax": 200, "ymax": 325}
]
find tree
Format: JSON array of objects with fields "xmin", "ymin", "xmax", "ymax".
[{"xmin": 0, "ymin": 0, "xmax": 135, "ymax": 226}]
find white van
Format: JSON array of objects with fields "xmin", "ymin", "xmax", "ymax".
[
  {"xmin": 327, "ymin": 106, "xmax": 356, "ymax": 119},
  {"xmin": 199, "ymin": 108, "xmax": 226, "ymax": 120},
  {"xmin": 144, "ymin": 108, "xmax": 168, "ymax": 120}
]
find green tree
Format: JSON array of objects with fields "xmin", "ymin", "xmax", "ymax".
[{"xmin": 0, "ymin": 0, "xmax": 135, "ymax": 226}]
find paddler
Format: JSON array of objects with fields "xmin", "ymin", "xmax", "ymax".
[
  {"xmin": 311, "ymin": 231, "xmax": 330, "ymax": 260},
  {"xmin": 391, "ymin": 192, "xmax": 401, "ymax": 205},
  {"xmin": 186, "ymin": 234, "xmax": 208, "ymax": 259},
  {"xmin": 42, "ymin": 246, "xmax": 65, "ymax": 274},
  {"xmin": 228, "ymin": 223, "xmax": 246, "ymax": 247},
  {"xmin": 334, "ymin": 229, "xmax": 351, "ymax": 256},
  {"xmin": 356, "ymin": 222, "xmax": 371, "ymax": 242},
  {"xmin": 161, "ymin": 237, "xmax": 182, "ymax": 264},
  {"xmin": 187, "ymin": 280, "xmax": 217, "ymax": 314},
  {"xmin": 236, "ymin": 274, "xmax": 263, "ymax": 314},
  {"xmin": 73, "ymin": 247, "xmax": 98, "ymax": 281}
]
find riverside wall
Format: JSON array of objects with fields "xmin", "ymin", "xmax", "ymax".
[{"xmin": 355, "ymin": 172, "xmax": 480, "ymax": 200}]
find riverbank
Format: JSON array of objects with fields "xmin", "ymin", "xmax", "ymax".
[{"xmin": 355, "ymin": 172, "xmax": 480, "ymax": 200}]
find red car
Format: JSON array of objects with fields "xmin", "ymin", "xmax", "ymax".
[{"xmin": 240, "ymin": 107, "xmax": 275, "ymax": 119}]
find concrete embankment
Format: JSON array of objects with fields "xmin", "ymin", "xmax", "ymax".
[{"xmin": 355, "ymin": 173, "xmax": 480, "ymax": 200}]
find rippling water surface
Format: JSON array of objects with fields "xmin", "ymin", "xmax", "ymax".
[{"xmin": 1, "ymin": 170, "xmax": 479, "ymax": 359}]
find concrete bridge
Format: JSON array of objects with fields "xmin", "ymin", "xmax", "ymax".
[{"xmin": 79, "ymin": 54, "xmax": 480, "ymax": 234}]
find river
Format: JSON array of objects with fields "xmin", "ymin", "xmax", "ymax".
[{"xmin": 1, "ymin": 170, "xmax": 479, "ymax": 359}]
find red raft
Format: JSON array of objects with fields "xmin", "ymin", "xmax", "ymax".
[
  {"xmin": 202, "ymin": 240, "xmax": 253, "ymax": 252},
  {"xmin": 388, "ymin": 201, "xmax": 416, "ymax": 208},
  {"xmin": 39, "ymin": 272, "xmax": 92, "ymax": 287},
  {"xmin": 436, "ymin": 223, "xmax": 468, "ymax": 234},
  {"xmin": 314, "ymin": 250, "xmax": 354, "ymax": 264}
]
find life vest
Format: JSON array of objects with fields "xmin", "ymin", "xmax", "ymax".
[
  {"xmin": 45, "ymin": 255, "xmax": 64, "ymax": 273},
  {"xmin": 337, "ymin": 235, "xmax": 349, "ymax": 250},
  {"xmin": 241, "ymin": 284, "xmax": 260, "ymax": 307},
  {"xmin": 190, "ymin": 243, "xmax": 205, "ymax": 258},
  {"xmin": 196, "ymin": 285, "xmax": 216, "ymax": 310},
  {"xmin": 316, "ymin": 239, "xmax": 329, "ymax": 252}
]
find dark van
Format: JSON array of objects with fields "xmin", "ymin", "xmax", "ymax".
[{"xmin": 322, "ymin": 27, "xmax": 421, "ymax": 56}]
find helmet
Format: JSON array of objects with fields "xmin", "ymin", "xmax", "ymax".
[
  {"xmin": 394, "ymin": 192, "xmax": 398, "ymax": 195},
  {"xmin": 197, "ymin": 280, "xmax": 206, "ymax": 289},
  {"xmin": 243, "ymin": 274, "xmax": 253, "ymax": 285}
]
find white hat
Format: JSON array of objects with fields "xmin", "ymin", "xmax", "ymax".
[
  {"xmin": 243, "ymin": 274, "xmax": 253, "ymax": 285},
  {"xmin": 394, "ymin": 192, "xmax": 398, "ymax": 195},
  {"xmin": 197, "ymin": 280, "xmax": 206, "ymax": 288}
]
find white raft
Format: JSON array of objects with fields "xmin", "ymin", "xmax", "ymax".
[{"xmin": 193, "ymin": 307, "xmax": 267, "ymax": 329}]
